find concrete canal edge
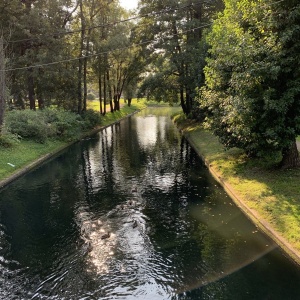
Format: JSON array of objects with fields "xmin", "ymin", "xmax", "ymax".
[
  {"xmin": 0, "ymin": 110, "xmax": 140, "ymax": 190},
  {"xmin": 184, "ymin": 133, "xmax": 300, "ymax": 267}
]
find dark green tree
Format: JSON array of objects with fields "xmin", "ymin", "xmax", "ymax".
[
  {"xmin": 0, "ymin": 35, "xmax": 6, "ymax": 131},
  {"xmin": 136, "ymin": 0, "xmax": 223, "ymax": 114},
  {"xmin": 201, "ymin": 0, "xmax": 300, "ymax": 168},
  {"xmin": 1, "ymin": 0, "xmax": 78, "ymax": 110}
]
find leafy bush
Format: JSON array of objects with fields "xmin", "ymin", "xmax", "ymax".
[
  {"xmin": 5, "ymin": 108, "xmax": 102, "ymax": 143},
  {"xmin": 0, "ymin": 130, "xmax": 20, "ymax": 148},
  {"xmin": 81, "ymin": 109, "xmax": 101, "ymax": 129},
  {"xmin": 5, "ymin": 110, "xmax": 49, "ymax": 143},
  {"xmin": 50, "ymin": 110, "xmax": 82, "ymax": 140}
]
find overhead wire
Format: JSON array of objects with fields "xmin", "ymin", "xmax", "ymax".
[{"xmin": 3, "ymin": 23, "xmax": 212, "ymax": 72}]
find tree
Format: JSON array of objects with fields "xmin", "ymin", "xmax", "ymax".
[
  {"xmin": 0, "ymin": 35, "xmax": 6, "ymax": 131},
  {"xmin": 201, "ymin": 0, "xmax": 300, "ymax": 168},
  {"xmin": 90, "ymin": 3, "xmax": 143, "ymax": 114},
  {"xmin": 2, "ymin": 0, "xmax": 78, "ymax": 111},
  {"xmin": 136, "ymin": 0, "xmax": 223, "ymax": 114}
]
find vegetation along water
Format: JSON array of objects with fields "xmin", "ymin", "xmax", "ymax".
[
  {"xmin": 1, "ymin": 108, "xmax": 300, "ymax": 299},
  {"xmin": 0, "ymin": 0, "xmax": 300, "ymax": 298}
]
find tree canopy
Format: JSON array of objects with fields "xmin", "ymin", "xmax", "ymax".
[
  {"xmin": 200, "ymin": 0, "xmax": 300, "ymax": 168},
  {"xmin": 136, "ymin": 0, "xmax": 223, "ymax": 114},
  {"xmin": 0, "ymin": 0, "xmax": 299, "ymax": 167}
]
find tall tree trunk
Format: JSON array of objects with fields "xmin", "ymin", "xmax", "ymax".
[
  {"xmin": 0, "ymin": 36, "xmax": 5, "ymax": 131},
  {"xmin": 37, "ymin": 98, "xmax": 44, "ymax": 110},
  {"xmin": 281, "ymin": 139, "xmax": 300, "ymax": 169},
  {"xmin": 83, "ymin": 54, "xmax": 88, "ymax": 112},
  {"xmin": 28, "ymin": 67, "xmax": 35, "ymax": 110},
  {"xmin": 180, "ymin": 86, "xmax": 187, "ymax": 114},
  {"xmin": 83, "ymin": 31, "xmax": 92, "ymax": 112},
  {"xmin": 77, "ymin": 0, "xmax": 85, "ymax": 114},
  {"xmin": 116, "ymin": 93, "xmax": 120, "ymax": 111},
  {"xmin": 37, "ymin": 85, "xmax": 44, "ymax": 110},
  {"xmin": 99, "ymin": 71, "xmax": 103, "ymax": 115},
  {"xmin": 77, "ymin": 58, "xmax": 83, "ymax": 113},
  {"xmin": 107, "ymin": 70, "xmax": 113, "ymax": 112},
  {"xmin": 185, "ymin": 87, "xmax": 193, "ymax": 115},
  {"xmin": 103, "ymin": 70, "xmax": 107, "ymax": 116}
]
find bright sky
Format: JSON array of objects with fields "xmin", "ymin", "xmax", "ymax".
[{"xmin": 119, "ymin": 0, "xmax": 139, "ymax": 10}]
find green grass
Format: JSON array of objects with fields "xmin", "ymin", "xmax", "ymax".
[
  {"xmin": 0, "ymin": 139, "xmax": 66, "ymax": 180},
  {"xmin": 87, "ymin": 98, "xmax": 147, "ymax": 112},
  {"xmin": 174, "ymin": 112, "xmax": 300, "ymax": 259},
  {"xmin": 0, "ymin": 99, "xmax": 147, "ymax": 183},
  {"xmin": 101, "ymin": 99, "xmax": 147, "ymax": 126}
]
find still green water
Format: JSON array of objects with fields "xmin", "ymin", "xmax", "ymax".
[{"xmin": 1, "ymin": 107, "xmax": 300, "ymax": 299}]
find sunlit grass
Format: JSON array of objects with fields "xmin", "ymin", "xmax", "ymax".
[
  {"xmin": 0, "ymin": 99, "xmax": 147, "ymax": 183},
  {"xmin": 87, "ymin": 98, "xmax": 147, "ymax": 112},
  {"xmin": 173, "ymin": 113, "xmax": 300, "ymax": 257},
  {"xmin": 97, "ymin": 98, "xmax": 147, "ymax": 126}
]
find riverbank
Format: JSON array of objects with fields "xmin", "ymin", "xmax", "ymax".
[
  {"xmin": 0, "ymin": 100, "xmax": 147, "ymax": 189},
  {"xmin": 173, "ymin": 116, "xmax": 300, "ymax": 266}
]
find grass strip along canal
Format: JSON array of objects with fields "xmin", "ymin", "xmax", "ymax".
[
  {"xmin": 1, "ymin": 103, "xmax": 300, "ymax": 287},
  {"xmin": 173, "ymin": 113, "xmax": 300, "ymax": 266}
]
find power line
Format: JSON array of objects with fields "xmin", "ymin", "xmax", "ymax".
[
  {"xmin": 8, "ymin": 0, "xmax": 205, "ymax": 44},
  {"xmin": 3, "ymin": 23, "xmax": 211, "ymax": 72}
]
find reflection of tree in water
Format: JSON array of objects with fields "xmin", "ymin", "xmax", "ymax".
[{"xmin": 2, "ymin": 108, "xmax": 300, "ymax": 299}]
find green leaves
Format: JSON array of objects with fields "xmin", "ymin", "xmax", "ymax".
[
  {"xmin": 136, "ymin": 0, "xmax": 223, "ymax": 114},
  {"xmin": 201, "ymin": 0, "xmax": 300, "ymax": 166}
]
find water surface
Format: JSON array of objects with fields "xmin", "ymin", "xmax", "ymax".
[{"xmin": 1, "ymin": 107, "xmax": 300, "ymax": 299}]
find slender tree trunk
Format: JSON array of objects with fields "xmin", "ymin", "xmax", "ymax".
[
  {"xmin": 99, "ymin": 71, "xmax": 103, "ymax": 115},
  {"xmin": 77, "ymin": 58, "xmax": 83, "ymax": 113},
  {"xmin": 83, "ymin": 30, "xmax": 92, "ymax": 112},
  {"xmin": 0, "ymin": 36, "xmax": 5, "ymax": 131},
  {"xmin": 281, "ymin": 139, "xmax": 300, "ymax": 169},
  {"xmin": 116, "ymin": 93, "xmax": 120, "ymax": 111},
  {"xmin": 109, "ymin": 97, "xmax": 114, "ymax": 113},
  {"xmin": 107, "ymin": 70, "xmax": 113, "ymax": 112},
  {"xmin": 180, "ymin": 86, "xmax": 187, "ymax": 114},
  {"xmin": 83, "ymin": 54, "xmax": 88, "ymax": 112},
  {"xmin": 113, "ymin": 93, "xmax": 117, "ymax": 111},
  {"xmin": 28, "ymin": 67, "xmax": 35, "ymax": 110},
  {"xmin": 36, "ymin": 85, "xmax": 44, "ymax": 109},
  {"xmin": 185, "ymin": 87, "xmax": 193, "ymax": 115},
  {"xmin": 37, "ymin": 98, "xmax": 44, "ymax": 110},
  {"xmin": 77, "ymin": 0, "xmax": 85, "ymax": 114},
  {"xmin": 103, "ymin": 70, "xmax": 107, "ymax": 116}
]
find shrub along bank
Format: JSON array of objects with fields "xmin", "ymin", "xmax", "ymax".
[
  {"xmin": 0, "ymin": 99, "xmax": 147, "ymax": 184},
  {"xmin": 173, "ymin": 112, "xmax": 300, "ymax": 265}
]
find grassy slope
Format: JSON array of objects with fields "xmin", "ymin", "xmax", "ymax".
[
  {"xmin": 0, "ymin": 140, "xmax": 66, "ymax": 180},
  {"xmin": 0, "ymin": 99, "xmax": 147, "ymax": 182},
  {"xmin": 173, "ymin": 114, "xmax": 300, "ymax": 263}
]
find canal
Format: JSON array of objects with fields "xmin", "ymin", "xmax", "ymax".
[{"xmin": 1, "ymin": 107, "xmax": 300, "ymax": 299}]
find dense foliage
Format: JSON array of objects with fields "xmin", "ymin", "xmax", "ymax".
[
  {"xmin": 0, "ymin": 0, "xmax": 140, "ymax": 115},
  {"xmin": 200, "ymin": 0, "xmax": 300, "ymax": 168},
  {"xmin": 3, "ymin": 108, "xmax": 101, "ymax": 144},
  {"xmin": 0, "ymin": 0, "xmax": 299, "ymax": 168},
  {"xmin": 136, "ymin": 0, "xmax": 223, "ymax": 115}
]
